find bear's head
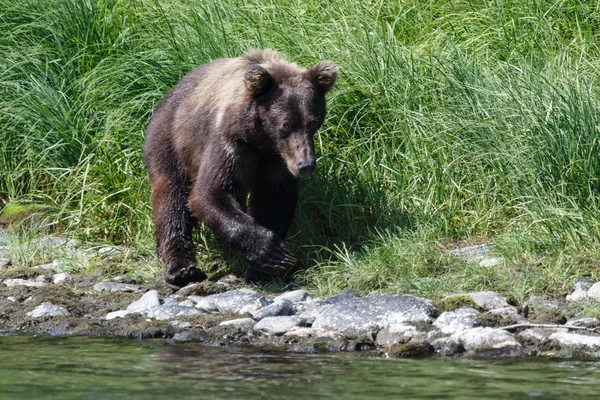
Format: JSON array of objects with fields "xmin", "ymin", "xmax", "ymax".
[{"xmin": 244, "ymin": 60, "xmax": 338, "ymax": 178}]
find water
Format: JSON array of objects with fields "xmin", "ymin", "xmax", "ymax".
[{"xmin": 1, "ymin": 336, "xmax": 600, "ymax": 399}]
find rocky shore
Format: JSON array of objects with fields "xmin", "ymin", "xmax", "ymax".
[{"xmin": 2, "ymin": 233, "xmax": 600, "ymax": 359}]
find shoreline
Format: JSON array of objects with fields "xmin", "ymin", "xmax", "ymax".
[{"xmin": 3, "ymin": 241, "xmax": 600, "ymax": 360}]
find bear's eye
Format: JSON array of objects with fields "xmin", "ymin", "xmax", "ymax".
[{"xmin": 282, "ymin": 122, "xmax": 290, "ymax": 130}]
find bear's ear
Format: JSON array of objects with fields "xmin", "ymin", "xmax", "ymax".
[
  {"xmin": 307, "ymin": 61, "xmax": 339, "ymax": 93},
  {"xmin": 244, "ymin": 65, "xmax": 274, "ymax": 97}
]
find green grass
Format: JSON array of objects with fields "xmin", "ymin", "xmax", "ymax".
[{"xmin": 2, "ymin": 0, "xmax": 600, "ymax": 300}]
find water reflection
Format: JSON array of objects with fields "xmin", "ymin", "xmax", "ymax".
[{"xmin": 1, "ymin": 336, "xmax": 600, "ymax": 399}]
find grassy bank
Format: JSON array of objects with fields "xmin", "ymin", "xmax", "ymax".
[{"xmin": 2, "ymin": 0, "xmax": 600, "ymax": 300}]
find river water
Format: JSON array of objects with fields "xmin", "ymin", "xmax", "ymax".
[{"xmin": 1, "ymin": 336, "xmax": 599, "ymax": 399}]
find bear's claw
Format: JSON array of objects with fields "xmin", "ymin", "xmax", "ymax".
[{"xmin": 166, "ymin": 264, "xmax": 207, "ymax": 287}]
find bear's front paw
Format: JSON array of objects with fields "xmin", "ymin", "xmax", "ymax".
[
  {"xmin": 166, "ymin": 264, "xmax": 207, "ymax": 287},
  {"xmin": 249, "ymin": 236, "xmax": 297, "ymax": 275}
]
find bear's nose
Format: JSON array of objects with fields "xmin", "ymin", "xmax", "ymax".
[{"xmin": 298, "ymin": 159, "xmax": 316, "ymax": 176}]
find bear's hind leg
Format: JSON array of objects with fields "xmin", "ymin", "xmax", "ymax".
[{"xmin": 151, "ymin": 174, "xmax": 207, "ymax": 286}]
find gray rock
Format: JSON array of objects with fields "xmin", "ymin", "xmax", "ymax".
[
  {"xmin": 574, "ymin": 276, "xmax": 594, "ymax": 292},
  {"xmin": 284, "ymin": 327, "xmax": 346, "ymax": 341},
  {"xmin": 32, "ymin": 260, "xmax": 61, "ymax": 271},
  {"xmin": 450, "ymin": 243, "xmax": 494, "ymax": 261},
  {"xmin": 549, "ymin": 332, "xmax": 600, "ymax": 354},
  {"xmin": 215, "ymin": 274, "xmax": 244, "ymax": 288},
  {"xmin": 312, "ymin": 295, "xmax": 435, "ymax": 336},
  {"xmin": 144, "ymin": 304, "xmax": 203, "ymax": 321},
  {"xmin": 432, "ymin": 327, "xmax": 521, "ymax": 356},
  {"xmin": 3, "ymin": 278, "xmax": 46, "ymax": 288},
  {"xmin": 527, "ymin": 295, "xmax": 562, "ymax": 309},
  {"xmin": 566, "ymin": 289, "xmax": 588, "ymax": 302},
  {"xmin": 27, "ymin": 302, "xmax": 69, "ymax": 318},
  {"xmin": 97, "ymin": 246, "xmax": 122, "ymax": 257},
  {"xmin": 459, "ymin": 327, "xmax": 521, "ymax": 354},
  {"xmin": 93, "ymin": 281, "xmax": 141, "ymax": 292},
  {"xmin": 274, "ymin": 289, "xmax": 309, "ymax": 303},
  {"xmin": 468, "ymin": 291, "xmax": 517, "ymax": 314},
  {"xmin": 219, "ymin": 318, "xmax": 256, "ymax": 330},
  {"xmin": 170, "ymin": 320, "xmax": 193, "ymax": 329},
  {"xmin": 517, "ymin": 328, "xmax": 562, "ymax": 347},
  {"xmin": 566, "ymin": 317, "xmax": 600, "ymax": 327},
  {"xmin": 6, "ymin": 296, "xmax": 18, "ymax": 303},
  {"xmin": 586, "ymin": 283, "xmax": 600, "ymax": 300},
  {"xmin": 178, "ymin": 299, "xmax": 196, "ymax": 308},
  {"xmin": 175, "ymin": 283, "xmax": 204, "ymax": 297},
  {"xmin": 566, "ymin": 278, "xmax": 595, "ymax": 302},
  {"xmin": 479, "ymin": 257, "xmax": 503, "ymax": 268},
  {"xmin": 106, "ymin": 310, "xmax": 130, "ymax": 320},
  {"xmin": 163, "ymin": 294, "xmax": 184, "ymax": 305},
  {"xmin": 53, "ymin": 272, "xmax": 72, "ymax": 284},
  {"xmin": 376, "ymin": 324, "xmax": 420, "ymax": 347},
  {"xmin": 186, "ymin": 295, "xmax": 203, "ymax": 304},
  {"xmin": 194, "ymin": 289, "xmax": 272, "ymax": 313},
  {"xmin": 105, "ymin": 290, "xmax": 161, "ymax": 320},
  {"xmin": 324, "ymin": 290, "xmax": 361, "ymax": 304},
  {"xmin": 126, "ymin": 290, "xmax": 160, "ymax": 312},
  {"xmin": 489, "ymin": 307, "xmax": 518, "ymax": 316},
  {"xmin": 433, "ymin": 307, "xmax": 478, "ymax": 334},
  {"xmin": 251, "ymin": 299, "xmax": 296, "ymax": 320},
  {"xmin": 254, "ymin": 316, "xmax": 305, "ymax": 335}
]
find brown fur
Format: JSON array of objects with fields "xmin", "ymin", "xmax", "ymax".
[{"xmin": 143, "ymin": 49, "xmax": 338, "ymax": 286}]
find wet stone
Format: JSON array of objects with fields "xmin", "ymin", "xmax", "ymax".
[
  {"xmin": 3, "ymin": 278, "xmax": 46, "ymax": 288},
  {"xmin": 143, "ymin": 304, "xmax": 204, "ymax": 321},
  {"xmin": 284, "ymin": 327, "xmax": 346, "ymax": 341},
  {"xmin": 312, "ymin": 295, "xmax": 436, "ymax": 336},
  {"xmin": 376, "ymin": 324, "xmax": 420, "ymax": 347},
  {"xmin": 548, "ymin": 332, "xmax": 600, "ymax": 355},
  {"xmin": 250, "ymin": 299, "xmax": 296, "ymax": 320},
  {"xmin": 517, "ymin": 328, "xmax": 561, "ymax": 347},
  {"xmin": 254, "ymin": 316, "xmax": 306, "ymax": 335},
  {"xmin": 433, "ymin": 307, "xmax": 478, "ymax": 335},
  {"xmin": 459, "ymin": 328, "xmax": 521, "ymax": 354},
  {"xmin": 27, "ymin": 302, "xmax": 69, "ymax": 318},
  {"xmin": 93, "ymin": 281, "xmax": 141, "ymax": 293},
  {"xmin": 432, "ymin": 327, "xmax": 521, "ymax": 356},
  {"xmin": 195, "ymin": 289, "xmax": 272, "ymax": 313}
]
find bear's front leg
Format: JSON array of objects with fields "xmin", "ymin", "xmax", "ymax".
[
  {"xmin": 188, "ymin": 187, "xmax": 297, "ymax": 278},
  {"xmin": 245, "ymin": 160, "xmax": 300, "ymax": 283}
]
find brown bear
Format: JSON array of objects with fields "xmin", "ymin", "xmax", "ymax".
[{"xmin": 143, "ymin": 49, "xmax": 338, "ymax": 286}]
